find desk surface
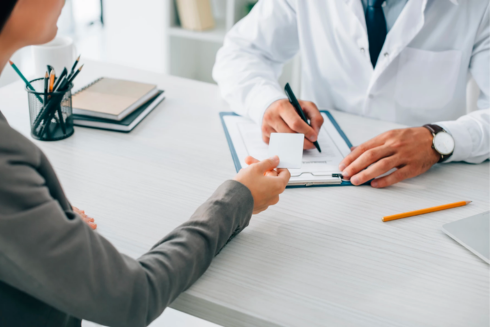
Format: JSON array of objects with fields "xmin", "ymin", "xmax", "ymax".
[{"xmin": 1, "ymin": 60, "xmax": 488, "ymax": 327}]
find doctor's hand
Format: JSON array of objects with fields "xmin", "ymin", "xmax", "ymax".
[
  {"xmin": 262, "ymin": 99, "xmax": 324, "ymax": 150},
  {"xmin": 339, "ymin": 127, "xmax": 440, "ymax": 188},
  {"xmin": 234, "ymin": 156, "xmax": 291, "ymax": 214}
]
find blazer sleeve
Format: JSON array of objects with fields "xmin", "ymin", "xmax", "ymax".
[{"xmin": 0, "ymin": 141, "xmax": 254, "ymax": 327}]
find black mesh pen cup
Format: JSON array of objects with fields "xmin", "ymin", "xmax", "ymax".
[{"xmin": 27, "ymin": 78, "xmax": 74, "ymax": 141}]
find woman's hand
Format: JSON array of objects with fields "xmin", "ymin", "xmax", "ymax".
[
  {"xmin": 234, "ymin": 156, "xmax": 291, "ymax": 214},
  {"xmin": 73, "ymin": 207, "xmax": 97, "ymax": 230}
]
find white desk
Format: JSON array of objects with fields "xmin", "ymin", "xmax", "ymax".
[{"xmin": 1, "ymin": 60, "xmax": 488, "ymax": 327}]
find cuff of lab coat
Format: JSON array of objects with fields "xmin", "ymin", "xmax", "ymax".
[
  {"xmin": 435, "ymin": 120, "xmax": 472, "ymax": 162},
  {"xmin": 248, "ymin": 85, "xmax": 287, "ymax": 126}
]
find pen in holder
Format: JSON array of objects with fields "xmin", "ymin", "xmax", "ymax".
[{"xmin": 27, "ymin": 78, "xmax": 74, "ymax": 141}]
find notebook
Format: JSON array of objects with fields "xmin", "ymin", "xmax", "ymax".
[
  {"xmin": 73, "ymin": 91, "xmax": 165, "ymax": 133},
  {"xmin": 220, "ymin": 111, "xmax": 358, "ymax": 187},
  {"xmin": 72, "ymin": 77, "xmax": 160, "ymax": 121}
]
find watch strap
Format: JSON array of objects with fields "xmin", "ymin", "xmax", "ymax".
[
  {"xmin": 424, "ymin": 124, "xmax": 444, "ymax": 135},
  {"xmin": 423, "ymin": 124, "xmax": 452, "ymax": 163}
]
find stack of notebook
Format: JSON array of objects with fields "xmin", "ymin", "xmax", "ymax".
[{"xmin": 72, "ymin": 77, "xmax": 165, "ymax": 132}]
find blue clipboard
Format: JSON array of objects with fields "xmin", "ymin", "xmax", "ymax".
[{"xmin": 220, "ymin": 111, "xmax": 357, "ymax": 188}]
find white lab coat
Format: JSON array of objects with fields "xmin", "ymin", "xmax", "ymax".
[{"xmin": 213, "ymin": 0, "xmax": 490, "ymax": 163}]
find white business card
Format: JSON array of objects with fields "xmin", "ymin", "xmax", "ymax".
[{"xmin": 268, "ymin": 133, "xmax": 304, "ymax": 169}]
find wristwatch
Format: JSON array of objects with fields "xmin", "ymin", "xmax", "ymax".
[{"xmin": 423, "ymin": 124, "xmax": 455, "ymax": 163}]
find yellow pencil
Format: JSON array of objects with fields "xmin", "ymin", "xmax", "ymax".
[
  {"xmin": 48, "ymin": 69, "xmax": 55, "ymax": 92},
  {"xmin": 382, "ymin": 201, "xmax": 472, "ymax": 222}
]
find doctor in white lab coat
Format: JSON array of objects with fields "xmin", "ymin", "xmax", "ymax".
[{"xmin": 213, "ymin": 0, "xmax": 489, "ymax": 188}]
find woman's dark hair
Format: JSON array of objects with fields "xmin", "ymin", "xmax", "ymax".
[{"xmin": 0, "ymin": 0, "xmax": 17, "ymax": 33}]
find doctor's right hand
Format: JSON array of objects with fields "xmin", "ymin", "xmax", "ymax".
[
  {"xmin": 262, "ymin": 99, "xmax": 324, "ymax": 150},
  {"xmin": 234, "ymin": 156, "xmax": 290, "ymax": 214}
]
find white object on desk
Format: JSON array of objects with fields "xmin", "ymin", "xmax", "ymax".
[
  {"xmin": 0, "ymin": 60, "xmax": 488, "ymax": 327},
  {"xmin": 443, "ymin": 211, "xmax": 490, "ymax": 264},
  {"xmin": 32, "ymin": 36, "xmax": 76, "ymax": 78},
  {"xmin": 223, "ymin": 113, "xmax": 352, "ymax": 185},
  {"xmin": 268, "ymin": 133, "xmax": 304, "ymax": 169}
]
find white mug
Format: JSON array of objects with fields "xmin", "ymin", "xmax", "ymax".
[{"xmin": 32, "ymin": 36, "xmax": 77, "ymax": 78}]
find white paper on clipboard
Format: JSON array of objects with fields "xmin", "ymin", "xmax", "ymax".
[{"xmin": 222, "ymin": 113, "xmax": 352, "ymax": 185}]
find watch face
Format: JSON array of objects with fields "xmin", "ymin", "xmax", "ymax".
[{"xmin": 433, "ymin": 132, "xmax": 455, "ymax": 155}]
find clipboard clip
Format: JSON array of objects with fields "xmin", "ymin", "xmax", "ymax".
[
  {"xmin": 290, "ymin": 172, "xmax": 344, "ymax": 178},
  {"xmin": 289, "ymin": 172, "xmax": 345, "ymax": 186}
]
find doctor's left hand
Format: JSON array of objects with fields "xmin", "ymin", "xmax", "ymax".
[{"xmin": 338, "ymin": 127, "xmax": 440, "ymax": 188}]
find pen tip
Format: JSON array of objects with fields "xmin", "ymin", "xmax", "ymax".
[
  {"xmin": 45, "ymin": 72, "xmax": 49, "ymax": 78},
  {"xmin": 466, "ymin": 201, "xmax": 472, "ymax": 204},
  {"xmin": 77, "ymin": 55, "xmax": 81, "ymax": 61},
  {"xmin": 79, "ymin": 64, "xmax": 84, "ymax": 71}
]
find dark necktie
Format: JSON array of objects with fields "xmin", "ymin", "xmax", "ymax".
[{"xmin": 365, "ymin": 0, "xmax": 387, "ymax": 67}]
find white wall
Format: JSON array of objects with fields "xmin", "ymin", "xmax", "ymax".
[{"xmin": 100, "ymin": 0, "xmax": 167, "ymax": 73}]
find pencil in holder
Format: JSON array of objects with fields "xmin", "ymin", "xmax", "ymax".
[{"xmin": 27, "ymin": 78, "xmax": 74, "ymax": 141}]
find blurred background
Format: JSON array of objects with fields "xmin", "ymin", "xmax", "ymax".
[
  {"xmin": 1, "ymin": 0, "xmax": 478, "ymax": 109},
  {"xmin": 0, "ymin": 0, "xmax": 300, "ymax": 91}
]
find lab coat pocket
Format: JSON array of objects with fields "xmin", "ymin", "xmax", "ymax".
[{"xmin": 395, "ymin": 48, "xmax": 462, "ymax": 109}]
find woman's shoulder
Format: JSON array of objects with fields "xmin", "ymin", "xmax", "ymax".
[
  {"xmin": 0, "ymin": 111, "xmax": 65, "ymax": 215},
  {"xmin": 0, "ymin": 111, "xmax": 42, "ymax": 168}
]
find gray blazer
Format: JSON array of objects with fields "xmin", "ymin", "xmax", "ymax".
[{"xmin": 0, "ymin": 111, "xmax": 254, "ymax": 327}]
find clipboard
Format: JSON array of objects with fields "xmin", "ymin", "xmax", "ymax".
[{"xmin": 220, "ymin": 110, "xmax": 358, "ymax": 188}]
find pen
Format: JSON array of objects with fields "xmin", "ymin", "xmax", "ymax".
[
  {"xmin": 53, "ymin": 67, "xmax": 67, "ymax": 91},
  {"xmin": 39, "ymin": 65, "xmax": 83, "ymax": 137},
  {"xmin": 66, "ymin": 64, "xmax": 83, "ymax": 85},
  {"xmin": 38, "ymin": 92, "xmax": 64, "ymax": 137},
  {"xmin": 382, "ymin": 201, "xmax": 472, "ymax": 222},
  {"xmin": 35, "ymin": 92, "xmax": 64, "ymax": 136},
  {"xmin": 41, "ymin": 69, "xmax": 57, "ymax": 137},
  {"xmin": 70, "ymin": 55, "xmax": 80, "ymax": 76},
  {"xmin": 37, "ymin": 69, "xmax": 62, "ymax": 135},
  {"xmin": 53, "ymin": 74, "xmax": 67, "ymax": 135},
  {"xmin": 9, "ymin": 60, "xmax": 43, "ymax": 103},
  {"xmin": 34, "ymin": 74, "xmax": 65, "ymax": 133},
  {"xmin": 284, "ymin": 83, "xmax": 322, "ymax": 153},
  {"xmin": 53, "ymin": 75, "xmax": 67, "ymax": 92},
  {"xmin": 43, "ymin": 71, "xmax": 49, "ymax": 100}
]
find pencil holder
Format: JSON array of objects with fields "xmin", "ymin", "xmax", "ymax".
[{"xmin": 27, "ymin": 78, "xmax": 74, "ymax": 141}]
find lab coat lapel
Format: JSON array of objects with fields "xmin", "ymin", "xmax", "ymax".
[
  {"xmin": 343, "ymin": 0, "xmax": 367, "ymax": 33},
  {"xmin": 369, "ymin": 0, "xmax": 428, "ymax": 90}
]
